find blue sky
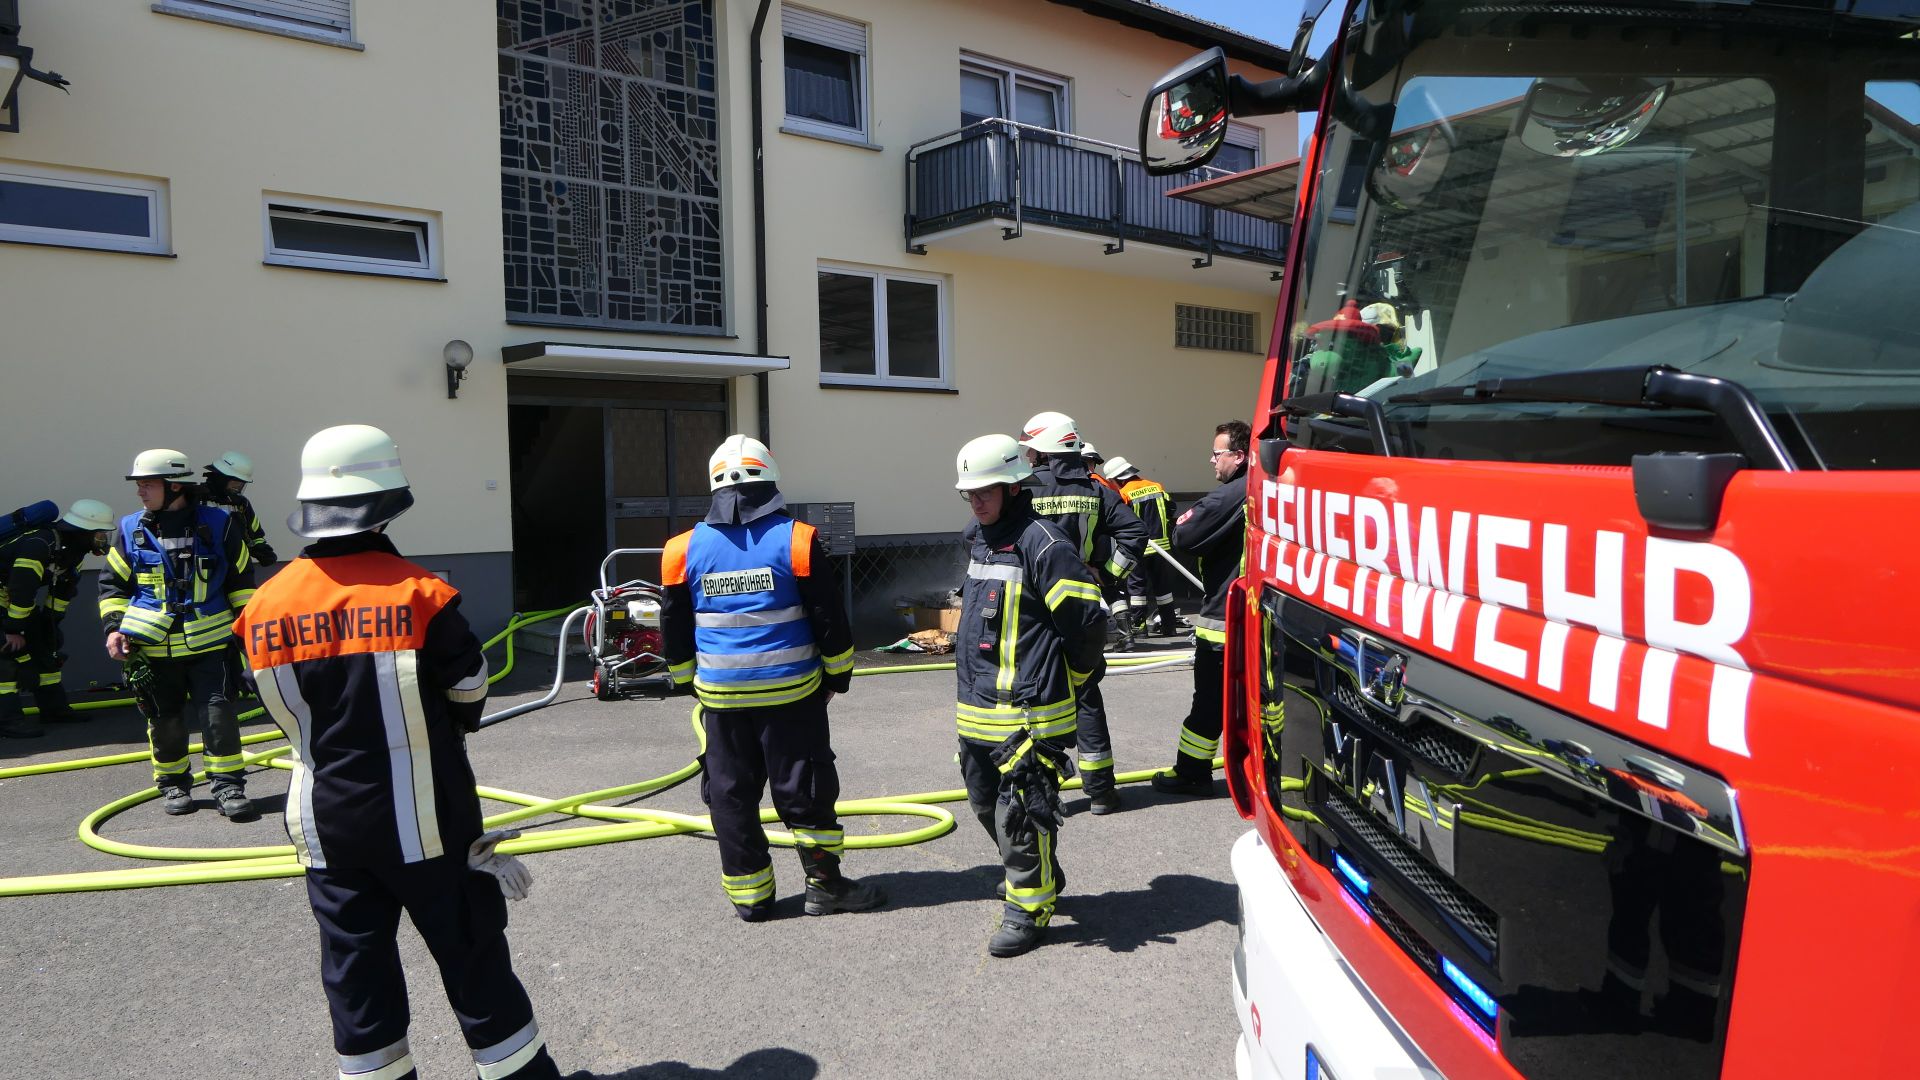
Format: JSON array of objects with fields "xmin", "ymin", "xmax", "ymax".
[{"xmin": 1154, "ymin": 0, "xmax": 1304, "ymax": 44}]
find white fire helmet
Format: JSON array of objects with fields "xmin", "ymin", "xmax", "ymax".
[
  {"xmin": 207, "ymin": 451, "xmax": 255, "ymax": 484},
  {"xmin": 61, "ymin": 499, "xmax": 116, "ymax": 532},
  {"xmin": 956, "ymin": 434, "xmax": 1034, "ymax": 491},
  {"xmin": 125, "ymin": 449, "xmax": 194, "ymax": 482},
  {"xmin": 1100, "ymin": 456, "xmax": 1141, "ymax": 482},
  {"xmin": 289, "ymin": 424, "xmax": 415, "ymax": 538},
  {"xmin": 1018, "ymin": 411, "xmax": 1082, "ymax": 454},
  {"xmin": 708, "ymin": 434, "xmax": 781, "ymax": 490}
]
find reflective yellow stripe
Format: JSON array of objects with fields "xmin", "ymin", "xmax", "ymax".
[
  {"xmin": 99, "ymin": 597, "xmax": 130, "ymax": 617},
  {"xmin": 48, "ymin": 597, "xmax": 68, "ymax": 614},
  {"xmin": 668, "ymin": 659, "xmax": 694, "ymax": 686},
  {"xmin": 722, "ymin": 865, "xmax": 775, "ymax": 904},
  {"xmin": 1044, "ymin": 578, "xmax": 1102, "ymax": 610},
  {"xmin": 792, "ymin": 827, "xmax": 844, "ymax": 853},
  {"xmin": 1194, "ymin": 625, "xmax": 1228, "ymax": 645},
  {"xmin": 4, "ymin": 604, "xmax": 32, "ymax": 620},
  {"xmin": 821, "ymin": 646, "xmax": 854, "ymax": 675},
  {"xmin": 119, "ymin": 607, "xmax": 174, "ymax": 643},
  {"xmin": 695, "ymin": 668, "xmax": 822, "ymax": 709},
  {"xmin": 225, "ymin": 588, "xmax": 256, "ymax": 608},
  {"xmin": 37, "ymin": 671, "xmax": 61, "ymax": 687},
  {"xmin": 1178, "ymin": 725, "xmax": 1220, "ymax": 760},
  {"xmin": 11, "ymin": 558, "xmax": 44, "ymax": 577},
  {"xmin": 955, "ymin": 698, "xmax": 1077, "ymax": 742},
  {"xmin": 995, "ymin": 582, "xmax": 1021, "ymax": 697},
  {"xmin": 107, "ymin": 547, "xmax": 130, "ymax": 577}
]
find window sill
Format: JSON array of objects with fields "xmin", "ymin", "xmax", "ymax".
[
  {"xmin": 151, "ymin": 3, "xmax": 365, "ymax": 51},
  {"xmin": 263, "ymin": 259, "xmax": 445, "ymax": 282},
  {"xmin": 0, "ymin": 236, "xmax": 175, "ymax": 258},
  {"xmin": 780, "ymin": 125, "xmax": 884, "ymax": 152},
  {"xmin": 819, "ymin": 379, "xmax": 956, "ymax": 395}
]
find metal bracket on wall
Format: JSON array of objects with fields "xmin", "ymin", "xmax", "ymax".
[{"xmin": 1104, "ymin": 237, "xmax": 1126, "ymax": 255}]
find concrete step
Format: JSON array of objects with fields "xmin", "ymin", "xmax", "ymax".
[{"xmin": 515, "ymin": 621, "xmax": 592, "ymax": 658}]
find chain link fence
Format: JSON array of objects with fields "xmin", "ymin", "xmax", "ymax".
[{"xmin": 843, "ymin": 533, "xmax": 967, "ymax": 648}]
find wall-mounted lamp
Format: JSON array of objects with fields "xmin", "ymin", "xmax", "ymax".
[
  {"xmin": 1, "ymin": 2, "xmax": 71, "ymax": 135},
  {"xmin": 444, "ymin": 339, "xmax": 474, "ymax": 399}
]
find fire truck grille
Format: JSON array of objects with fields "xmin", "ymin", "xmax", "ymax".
[
  {"xmin": 1330, "ymin": 681, "xmax": 1478, "ymax": 777},
  {"xmin": 1320, "ymin": 782, "xmax": 1500, "ymax": 948},
  {"xmin": 1365, "ymin": 890, "xmax": 1439, "ymax": 973}
]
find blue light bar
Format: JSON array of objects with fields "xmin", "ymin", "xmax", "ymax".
[
  {"xmin": 1333, "ymin": 853, "xmax": 1370, "ymax": 896},
  {"xmin": 1441, "ymin": 957, "xmax": 1498, "ymax": 1021}
]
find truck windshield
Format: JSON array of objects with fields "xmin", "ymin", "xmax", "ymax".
[{"xmin": 1283, "ymin": 0, "xmax": 1920, "ymax": 468}]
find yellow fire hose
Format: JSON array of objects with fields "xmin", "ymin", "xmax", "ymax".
[{"xmin": 0, "ymin": 610, "xmax": 1207, "ymax": 897}]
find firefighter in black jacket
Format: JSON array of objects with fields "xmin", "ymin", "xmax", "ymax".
[
  {"xmin": 660, "ymin": 435, "xmax": 883, "ymax": 922},
  {"xmin": 1152, "ymin": 420, "xmax": 1250, "ymax": 796},
  {"xmin": 1, "ymin": 499, "xmax": 115, "ymax": 738},
  {"xmin": 202, "ymin": 450, "xmax": 277, "ymax": 568},
  {"xmin": 236, "ymin": 424, "xmax": 562, "ymax": 1080},
  {"xmin": 100, "ymin": 449, "xmax": 259, "ymax": 820},
  {"xmin": 954, "ymin": 433, "xmax": 1109, "ymax": 957},
  {"xmin": 1017, "ymin": 411, "xmax": 1146, "ymax": 815}
]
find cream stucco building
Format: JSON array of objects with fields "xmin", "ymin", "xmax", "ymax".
[{"xmin": 0, "ymin": 0, "xmax": 1293, "ymax": 685}]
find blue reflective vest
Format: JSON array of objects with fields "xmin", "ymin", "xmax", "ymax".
[
  {"xmin": 114, "ymin": 507, "xmax": 237, "ymax": 654},
  {"xmin": 671, "ymin": 517, "xmax": 821, "ymax": 708}
]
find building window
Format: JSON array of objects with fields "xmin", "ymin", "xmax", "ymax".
[
  {"xmin": 1175, "ymin": 304, "xmax": 1260, "ymax": 353},
  {"xmin": 1212, "ymin": 122, "xmax": 1263, "ymax": 175},
  {"xmin": 960, "ymin": 55, "xmax": 1068, "ymax": 133},
  {"xmin": 818, "ymin": 265, "xmax": 949, "ymax": 388},
  {"xmin": 264, "ymin": 198, "xmax": 440, "ymax": 279},
  {"xmin": 154, "ymin": 1, "xmax": 355, "ymax": 44},
  {"xmin": 499, "ymin": 0, "xmax": 724, "ymax": 332},
  {"xmin": 783, "ymin": 5, "xmax": 868, "ymax": 142},
  {"xmin": 0, "ymin": 164, "xmax": 169, "ymax": 255}
]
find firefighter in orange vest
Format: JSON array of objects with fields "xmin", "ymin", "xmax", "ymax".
[
  {"xmin": 236, "ymin": 425, "xmax": 563, "ymax": 1080},
  {"xmin": 660, "ymin": 435, "xmax": 885, "ymax": 921},
  {"xmin": 1100, "ymin": 455, "xmax": 1179, "ymax": 636}
]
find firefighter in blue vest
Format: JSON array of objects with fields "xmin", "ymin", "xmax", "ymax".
[
  {"xmin": 953, "ymin": 433, "xmax": 1109, "ymax": 957},
  {"xmin": 1018, "ymin": 411, "xmax": 1146, "ymax": 815},
  {"xmin": 660, "ymin": 435, "xmax": 884, "ymax": 921},
  {"xmin": 99, "ymin": 449, "xmax": 258, "ymax": 820},
  {"xmin": 237, "ymin": 424, "xmax": 563, "ymax": 1080},
  {"xmin": 1, "ymin": 499, "xmax": 115, "ymax": 738}
]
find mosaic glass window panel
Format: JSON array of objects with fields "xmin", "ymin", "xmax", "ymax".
[{"xmin": 499, "ymin": 0, "xmax": 724, "ymax": 332}]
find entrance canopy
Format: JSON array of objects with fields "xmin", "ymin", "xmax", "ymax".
[{"xmin": 502, "ymin": 343, "xmax": 790, "ymax": 379}]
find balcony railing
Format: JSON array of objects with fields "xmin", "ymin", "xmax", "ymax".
[{"xmin": 905, "ymin": 119, "xmax": 1288, "ymax": 268}]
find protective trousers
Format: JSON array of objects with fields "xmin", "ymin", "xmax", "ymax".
[
  {"xmin": 143, "ymin": 652, "xmax": 245, "ymax": 793},
  {"xmin": 959, "ymin": 736, "xmax": 1066, "ymax": 928},
  {"xmin": 305, "ymin": 855, "xmax": 561, "ymax": 1080},
  {"xmin": 1073, "ymin": 675, "xmax": 1117, "ymax": 797},
  {"xmin": 0, "ymin": 612, "xmax": 67, "ymax": 718},
  {"xmin": 1170, "ymin": 643, "xmax": 1225, "ymax": 782},
  {"xmin": 698, "ymin": 688, "xmax": 846, "ymax": 914}
]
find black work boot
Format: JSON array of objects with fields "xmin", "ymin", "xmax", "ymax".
[
  {"xmin": 0, "ymin": 692, "xmax": 43, "ymax": 738},
  {"xmin": 214, "ymin": 786, "xmax": 258, "ymax": 822},
  {"xmin": 989, "ymin": 916, "xmax": 1045, "ymax": 958},
  {"xmin": 1150, "ymin": 769, "xmax": 1216, "ymax": 796},
  {"xmin": 804, "ymin": 875, "xmax": 887, "ymax": 916},
  {"xmin": 734, "ymin": 899, "xmax": 774, "ymax": 922},
  {"xmin": 32, "ymin": 684, "xmax": 84, "ymax": 724},
  {"xmin": 160, "ymin": 783, "xmax": 195, "ymax": 816},
  {"xmin": 1083, "ymin": 774, "xmax": 1124, "ymax": 816}
]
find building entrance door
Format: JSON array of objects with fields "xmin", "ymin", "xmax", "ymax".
[{"xmin": 507, "ymin": 376, "xmax": 730, "ymax": 611}]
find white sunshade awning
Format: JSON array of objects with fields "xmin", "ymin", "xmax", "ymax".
[
  {"xmin": 1167, "ymin": 158, "xmax": 1302, "ymax": 226},
  {"xmin": 502, "ymin": 343, "xmax": 791, "ymax": 379}
]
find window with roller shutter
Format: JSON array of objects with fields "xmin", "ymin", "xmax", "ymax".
[{"xmin": 155, "ymin": 1, "xmax": 353, "ymax": 43}]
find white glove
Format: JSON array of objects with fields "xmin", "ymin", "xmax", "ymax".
[{"xmin": 467, "ymin": 828, "xmax": 533, "ymax": 901}]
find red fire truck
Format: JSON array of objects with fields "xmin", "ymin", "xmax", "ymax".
[{"xmin": 1140, "ymin": 3, "xmax": 1920, "ymax": 1078}]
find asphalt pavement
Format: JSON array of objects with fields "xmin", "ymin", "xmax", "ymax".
[{"xmin": 0, "ymin": 639, "xmax": 1249, "ymax": 1079}]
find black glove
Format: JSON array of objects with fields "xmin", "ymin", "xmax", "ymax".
[{"xmin": 123, "ymin": 656, "xmax": 161, "ymax": 721}]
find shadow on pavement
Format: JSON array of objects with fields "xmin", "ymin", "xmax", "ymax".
[
  {"xmin": 568, "ymin": 1047, "xmax": 819, "ymax": 1079},
  {"xmin": 1051, "ymin": 873, "xmax": 1236, "ymax": 953},
  {"xmin": 855, "ymin": 863, "xmax": 1004, "ymax": 911}
]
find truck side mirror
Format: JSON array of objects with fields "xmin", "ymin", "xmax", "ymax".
[{"xmin": 1140, "ymin": 47, "xmax": 1232, "ymax": 177}]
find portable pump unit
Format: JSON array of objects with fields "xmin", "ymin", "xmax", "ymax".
[{"xmin": 583, "ymin": 548, "xmax": 670, "ymax": 701}]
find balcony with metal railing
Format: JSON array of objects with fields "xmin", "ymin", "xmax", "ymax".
[{"xmin": 905, "ymin": 119, "xmax": 1289, "ymax": 287}]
